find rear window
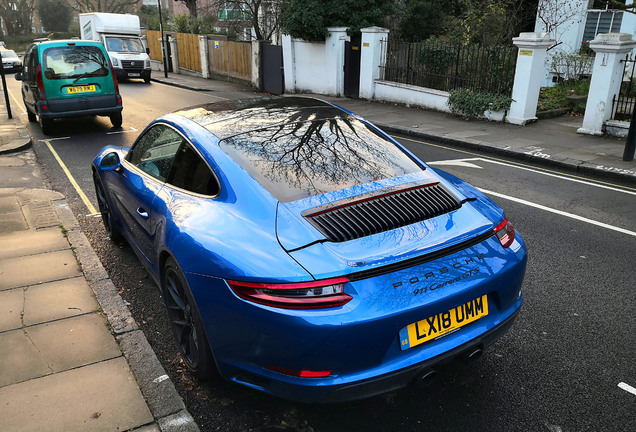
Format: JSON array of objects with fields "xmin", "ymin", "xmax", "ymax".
[
  {"xmin": 219, "ymin": 118, "xmax": 422, "ymax": 202},
  {"xmin": 42, "ymin": 46, "xmax": 108, "ymax": 80}
]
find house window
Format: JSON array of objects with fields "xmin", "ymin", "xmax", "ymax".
[
  {"xmin": 583, "ymin": 9, "xmax": 623, "ymax": 43},
  {"xmin": 219, "ymin": 3, "xmax": 249, "ymax": 21}
]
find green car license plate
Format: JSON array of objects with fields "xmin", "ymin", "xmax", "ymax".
[{"xmin": 399, "ymin": 295, "xmax": 488, "ymax": 350}]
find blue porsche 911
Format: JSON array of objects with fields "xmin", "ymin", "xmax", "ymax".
[{"xmin": 92, "ymin": 97, "xmax": 527, "ymax": 403}]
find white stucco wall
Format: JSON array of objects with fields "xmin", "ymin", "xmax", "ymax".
[{"xmin": 291, "ymin": 40, "xmax": 331, "ymax": 93}]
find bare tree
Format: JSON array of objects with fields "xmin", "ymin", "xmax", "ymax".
[
  {"xmin": 0, "ymin": 0, "xmax": 35, "ymax": 35},
  {"xmin": 215, "ymin": 0, "xmax": 287, "ymax": 41},
  {"xmin": 535, "ymin": 0, "xmax": 588, "ymax": 50},
  {"xmin": 72, "ymin": 0, "xmax": 139, "ymax": 13}
]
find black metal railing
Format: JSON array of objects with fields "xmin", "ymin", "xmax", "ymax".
[
  {"xmin": 611, "ymin": 54, "xmax": 636, "ymax": 122},
  {"xmin": 379, "ymin": 39, "xmax": 517, "ymax": 95}
]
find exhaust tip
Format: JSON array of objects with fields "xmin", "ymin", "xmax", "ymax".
[
  {"xmin": 415, "ymin": 369, "xmax": 438, "ymax": 387},
  {"xmin": 460, "ymin": 348, "xmax": 483, "ymax": 364}
]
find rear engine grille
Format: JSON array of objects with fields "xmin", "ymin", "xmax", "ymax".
[
  {"xmin": 121, "ymin": 60, "xmax": 143, "ymax": 73},
  {"xmin": 305, "ymin": 184, "xmax": 462, "ymax": 242}
]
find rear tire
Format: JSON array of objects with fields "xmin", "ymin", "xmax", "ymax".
[
  {"xmin": 38, "ymin": 115, "xmax": 52, "ymax": 135},
  {"xmin": 93, "ymin": 174, "xmax": 124, "ymax": 242},
  {"xmin": 110, "ymin": 112, "xmax": 123, "ymax": 128},
  {"xmin": 162, "ymin": 257, "xmax": 215, "ymax": 380}
]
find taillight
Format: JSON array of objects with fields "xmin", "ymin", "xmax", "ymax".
[
  {"xmin": 494, "ymin": 217, "xmax": 515, "ymax": 248},
  {"xmin": 108, "ymin": 60, "xmax": 120, "ymax": 95},
  {"xmin": 35, "ymin": 64, "xmax": 46, "ymax": 100},
  {"xmin": 266, "ymin": 365, "xmax": 332, "ymax": 378},
  {"xmin": 227, "ymin": 276, "xmax": 351, "ymax": 309}
]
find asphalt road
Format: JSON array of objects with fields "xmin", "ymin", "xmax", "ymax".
[{"xmin": 6, "ymin": 77, "xmax": 636, "ymax": 431}]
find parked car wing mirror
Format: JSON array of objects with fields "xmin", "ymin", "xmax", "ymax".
[
  {"xmin": 98, "ymin": 152, "xmax": 122, "ymax": 171},
  {"xmin": 146, "ymin": 47, "xmax": 150, "ymax": 55}
]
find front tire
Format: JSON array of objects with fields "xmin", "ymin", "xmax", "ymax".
[
  {"xmin": 93, "ymin": 174, "xmax": 123, "ymax": 242},
  {"xmin": 110, "ymin": 112, "xmax": 122, "ymax": 128},
  {"xmin": 163, "ymin": 257, "xmax": 215, "ymax": 380}
]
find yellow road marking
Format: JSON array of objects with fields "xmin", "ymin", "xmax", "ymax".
[
  {"xmin": 395, "ymin": 135, "xmax": 636, "ymax": 192},
  {"xmin": 43, "ymin": 140, "xmax": 99, "ymax": 216}
]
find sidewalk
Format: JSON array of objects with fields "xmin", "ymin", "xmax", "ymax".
[
  {"xmin": 152, "ymin": 73, "xmax": 636, "ymax": 185},
  {"xmin": 0, "ymin": 99, "xmax": 198, "ymax": 430}
]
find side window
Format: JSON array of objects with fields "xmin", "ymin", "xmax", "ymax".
[
  {"xmin": 167, "ymin": 143, "xmax": 219, "ymax": 196},
  {"xmin": 127, "ymin": 124, "xmax": 184, "ymax": 181},
  {"xmin": 27, "ymin": 47, "xmax": 37, "ymax": 82}
]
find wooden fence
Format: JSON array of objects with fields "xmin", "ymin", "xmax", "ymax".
[
  {"xmin": 207, "ymin": 39, "xmax": 251, "ymax": 82},
  {"xmin": 145, "ymin": 30, "xmax": 163, "ymax": 62},
  {"xmin": 176, "ymin": 33, "xmax": 201, "ymax": 72}
]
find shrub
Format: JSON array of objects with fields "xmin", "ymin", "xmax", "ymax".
[{"xmin": 448, "ymin": 88, "xmax": 513, "ymax": 119}]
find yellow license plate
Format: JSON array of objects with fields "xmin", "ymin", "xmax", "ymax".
[
  {"xmin": 399, "ymin": 295, "xmax": 488, "ymax": 350},
  {"xmin": 66, "ymin": 85, "xmax": 96, "ymax": 94}
]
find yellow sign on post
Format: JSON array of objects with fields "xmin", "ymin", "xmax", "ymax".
[{"xmin": 519, "ymin": 49, "xmax": 533, "ymax": 56}]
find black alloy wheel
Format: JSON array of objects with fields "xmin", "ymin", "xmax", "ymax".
[
  {"xmin": 93, "ymin": 174, "xmax": 123, "ymax": 242},
  {"xmin": 163, "ymin": 258, "xmax": 214, "ymax": 379}
]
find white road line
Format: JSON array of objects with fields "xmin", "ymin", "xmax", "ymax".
[
  {"xmin": 480, "ymin": 188, "xmax": 636, "ymax": 237},
  {"xmin": 38, "ymin": 136, "xmax": 70, "ymax": 142},
  {"xmin": 7, "ymin": 86, "xmax": 27, "ymax": 115},
  {"xmin": 430, "ymin": 158, "xmax": 636, "ymax": 196},
  {"xmin": 107, "ymin": 126, "xmax": 138, "ymax": 135},
  {"xmin": 618, "ymin": 382, "xmax": 636, "ymax": 396}
]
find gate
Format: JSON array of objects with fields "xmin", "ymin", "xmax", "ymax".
[
  {"xmin": 262, "ymin": 43, "xmax": 284, "ymax": 95},
  {"xmin": 344, "ymin": 41, "xmax": 361, "ymax": 98},
  {"xmin": 611, "ymin": 54, "xmax": 636, "ymax": 121}
]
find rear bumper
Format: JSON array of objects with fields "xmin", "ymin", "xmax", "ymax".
[
  {"xmin": 256, "ymin": 307, "xmax": 520, "ymax": 403},
  {"xmin": 38, "ymin": 97, "xmax": 122, "ymax": 119},
  {"xmin": 188, "ymin": 234, "xmax": 527, "ymax": 403}
]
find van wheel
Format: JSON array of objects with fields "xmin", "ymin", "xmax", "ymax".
[
  {"xmin": 144, "ymin": 76, "xmax": 151, "ymax": 84},
  {"xmin": 110, "ymin": 112, "xmax": 122, "ymax": 128},
  {"xmin": 26, "ymin": 107, "xmax": 36, "ymax": 122},
  {"xmin": 39, "ymin": 115, "xmax": 52, "ymax": 135}
]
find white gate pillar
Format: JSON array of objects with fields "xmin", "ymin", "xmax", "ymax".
[
  {"xmin": 578, "ymin": 33, "xmax": 636, "ymax": 136},
  {"xmin": 325, "ymin": 27, "xmax": 349, "ymax": 96},
  {"xmin": 507, "ymin": 32, "xmax": 555, "ymax": 125},
  {"xmin": 359, "ymin": 26, "xmax": 389, "ymax": 100},
  {"xmin": 169, "ymin": 36, "xmax": 179, "ymax": 74}
]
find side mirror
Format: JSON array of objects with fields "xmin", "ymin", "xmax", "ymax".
[
  {"xmin": 146, "ymin": 47, "xmax": 150, "ymax": 55},
  {"xmin": 98, "ymin": 152, "xmax": 122, "ymax": 172}
]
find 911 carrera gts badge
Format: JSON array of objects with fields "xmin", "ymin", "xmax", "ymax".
[{"xmin": 391, "ymin": 253, "xmax": 486, "ymax": 296}]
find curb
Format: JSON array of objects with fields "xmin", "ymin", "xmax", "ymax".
[
  {"xmin": 150, "ymin": 77, "xmax": 213, "ymax": 92},
  {"xmin": 52, "ymin": 193, "xmax": 199, "ymax": 431},
  {"xmin": 377, "ymin": 123, "xmax": 636, "ymax": 185},
  {"xmin": 0, "ymin": 117, "xmax": 32, "ymax": 155}
]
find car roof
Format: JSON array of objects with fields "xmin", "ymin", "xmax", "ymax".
[
  {"xmin": 34, "ymin": 40, "xmax": 105, "ymax": 49},
  {"xmin": 172, "ymin": 97, "xmax": 354, "ymax": 140}
]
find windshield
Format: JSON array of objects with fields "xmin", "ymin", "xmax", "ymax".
[
  {"xmin": 219, "ymin": 118, "xmax": 423, "ymax": 202},
  {"xmin": 1, "ymin": 50, "xmax": 18, "ymax": 60},
  {"xmin": 42, "ymin": 46, "xmax": 108, "ymax": 80},
  {"xmin": 105, "ymin": 37, "xmax": 145, "ymax": 53}
]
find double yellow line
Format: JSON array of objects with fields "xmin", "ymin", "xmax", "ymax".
[{"xmin": 43, "ymin": 139, "xmax": 99, "ymax": 216}]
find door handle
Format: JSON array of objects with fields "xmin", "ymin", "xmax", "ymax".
[{"xmin": 137, "ymin": 207, "xmax": 149, "ymax": 219}]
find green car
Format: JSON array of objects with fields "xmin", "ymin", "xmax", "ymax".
[{"xmin": 16, "ymin": 40, "xmax": 123, "ymax": 135}]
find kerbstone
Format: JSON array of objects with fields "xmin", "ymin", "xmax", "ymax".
[
  {"xmin": 0, "ymin": 357, "xmax": 154, "ymax": 432},
  {"xmin": 0, "ymin": 249, "xmax": 81, "ymax": 290}
]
